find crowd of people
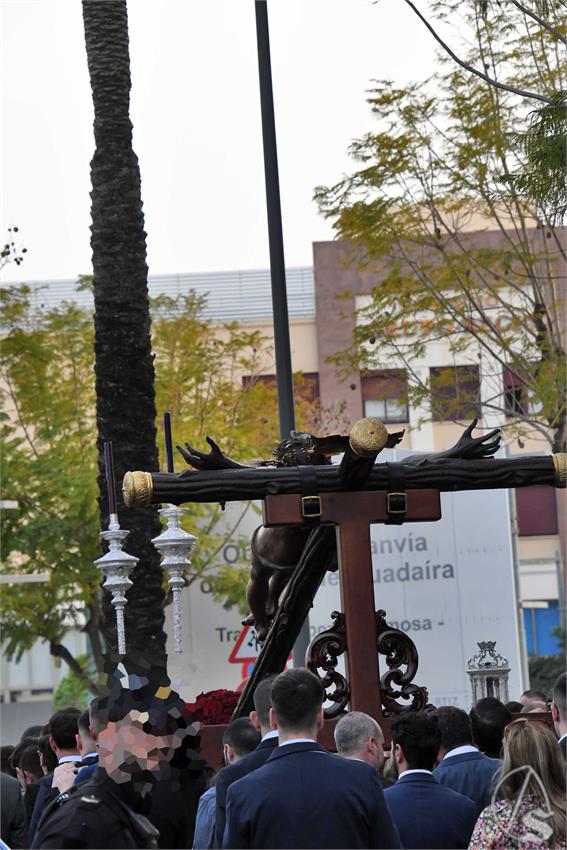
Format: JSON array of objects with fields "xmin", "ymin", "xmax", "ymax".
[{"xmin": 1, "ymin": 664, "xmax": 565, "ymax": 850}]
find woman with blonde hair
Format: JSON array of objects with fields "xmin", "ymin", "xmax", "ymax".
[{"xmin": 469, "ymin": 718, "xmax": 566, "ymax": 849}]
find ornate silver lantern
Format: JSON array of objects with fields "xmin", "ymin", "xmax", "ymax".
[{"xmin": 467, "ymin": 641, "xmax": 510, "ymax": 704}]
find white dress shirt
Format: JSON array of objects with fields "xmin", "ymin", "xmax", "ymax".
[
  {"xmin": 279, "ymin": 738, "xmax": 317, "ymax": 746},
  {"xmin": 398, "ymin": 768, "xmax": 433, "ymax": 778},
  {"xmin": 261, "ymin": 730, "xmax": 278, "ymax": 742},
  {"xmin": 443, "ymin": 745, "xmax": 478, "ymax": 760}
]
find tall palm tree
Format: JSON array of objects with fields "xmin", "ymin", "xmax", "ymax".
[{"xmin": 82, "ymin": 0, "xmax": 165, "ymax": 663}]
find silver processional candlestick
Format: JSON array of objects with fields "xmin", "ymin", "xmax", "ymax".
[
  {"xmin": 94, "ymin": 442, "xmax": 137, "ymax": 655},
  {"xmin": 152, "ymin": 504, "xmax": 196, "ymax": 655},
  {"xmin": 151, "ymin": 412, "xmax": 197, "ymax": 654}
]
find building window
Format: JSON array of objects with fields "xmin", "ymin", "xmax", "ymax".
[
  {"xmin": 523, "ymin": 601, "xmax": 561, "ymax": 655},
  {"xmin": 503, "ymin": 368, "xmax": 542, "ymax": 417},
  {"xmin": 516, "ymin": 485, "xmax": 558, "ymax": 536},
  {"xmin": 361, "ymin": 370, "xmax": 408, "ymax": 423},
  {"xmin": 430, "ymin": 365, "xmax": 481, "ymax": 421}
]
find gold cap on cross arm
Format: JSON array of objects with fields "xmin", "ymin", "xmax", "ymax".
[
  {"xmin": 349, "ymin": 418, "xmax": 389, "ymax": 458},
  {"xmin": 553, "ymin": 453, "xmax": 566, "ymax": 488},
  {"xmin": 122, "ymin": 471, "xmax": 153, "ymax": 508}
]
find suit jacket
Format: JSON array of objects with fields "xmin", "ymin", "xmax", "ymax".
[
  {"xmin": 223, "ymin": 741, "xmax": 401, "ymax": 849},
  {"xmin": 24, "ymin": 780, "xmax": 42, "ymax": 824},
  {"xmin": 213, "ymin": 736, "xmax": 278, "ymax": 848},
  {"xmin": 1, "ymin": 772, "xmax": 28, "ymax": 849},
  {"xmin": 384, "ymin": 772, "xmax": 478, "ymax": 849},
  {"xmin": 193, "ymin": 786, "xmax": 216, "ymax": 850},
  {"xmin": 433, "ymin": 750, "xmax": 501, "ymax": 813},
  {"xmin": 74, "ymin": 755, "xmax": 99, "ymax": 786},
  {"xmin": 29, "ymin": 771, "xmax": 57, "ymax": 843}
]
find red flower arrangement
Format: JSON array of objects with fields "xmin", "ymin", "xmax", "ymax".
[{"xmin": 183, "ymin": 689, "xmax": 241, "ymax": 725}]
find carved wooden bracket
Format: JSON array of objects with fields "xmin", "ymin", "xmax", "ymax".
[
  {"xmin": 376, "ymin": 609, "xmax": 428, "ymax": 715},
  {"xmin": 308, "ymin": 608, "xmax": 428, "ymax": 719},
  {"xmin": 306, "ymin": 611, "xmax": 350, "ymax": 718}
]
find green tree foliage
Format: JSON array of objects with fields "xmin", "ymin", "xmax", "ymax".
[
  {"xmin": 528, "ymin": 626, "xmax": 566, "ymax": 695},
  {"xmin": 1, "ymin": 287, "xmax": 102, "ymax": 690},
  {"xmin": 315, "ymin": 0, "xmax": 566, "ymax": 452},
  {"xmin": 52, "ymin": 655, "xmax": 90, "ymax": 713},
  {"xmin": 505, "ymin": 93, "xmax": 567, "ymax": 224},
  {"xmin": 1, "ymin": 287, "xmax": 323, "ymax": 688}
]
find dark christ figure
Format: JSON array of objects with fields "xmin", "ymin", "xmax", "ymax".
[{"xmin": 177, "ymin": 419, "xmax": 500, "ymax": 641}]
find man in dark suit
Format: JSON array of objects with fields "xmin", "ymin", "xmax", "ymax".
[
  {"xmin": 28, "ymin": 708, "xmax": 82, "ymax": 843},
  {"xmin": 52, "ymin": 701, "xmax": 103, "ymax": 791},
  {"xmin": 551, "ymin": 672, "xmax": 567, "ymax": 759},
  {"xmin": 1, "ymin": 772, "xmax": 28, "ymax": 848},
  {"xmin": 384, "ymin": 712, "xmax": 477, "ymax": 849},
  {"xmin": 334, "ymin": 710, "xmax": 393, "ymax": 788},
  {"xmin": 213, "ymin": 675, "xmax": 278, "ymax": 848},
  {"xmin": 223, "ymin": 669, "xmax": 400, "ymax": 849},
  {"xmin": 433, "ymin": 706, "xmax": 501, "ymax": 812}
]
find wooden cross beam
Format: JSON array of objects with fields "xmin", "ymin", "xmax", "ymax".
[{"xmin": 123, "ymin": 451, "xmax": 564, "ymax": 508}]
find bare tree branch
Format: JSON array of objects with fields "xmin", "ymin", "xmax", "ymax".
[
  {"xmin": 402, "ymin": 0, "xmax": 553, "ymax": 103},
  {"xmin": 508, "ymin": 0, "xmax": 567, "ymax": 45}
]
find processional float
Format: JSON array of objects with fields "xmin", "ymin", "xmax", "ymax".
[{"xmin": 121, "ymin": 416, "xmax": 565, "ymax": 748}]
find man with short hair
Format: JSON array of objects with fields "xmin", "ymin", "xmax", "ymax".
[
  {"xmin": 28, "ymin": 708, "xmax": 81, "ymax": 842},
  {"xmin": 384, "ymin": 713, "xmax": 477, "ymax": 849},
  {"xmin": 469, "ymin": 697, "xmax": 511, "ymax": 759},
  {"xmin": 193, "ymin": 719, "xmax": 260, "ymax": 850},
  {"xmin": 520, "ymin": 700, "xmax": 548, "ymax": 714},
  {"xmin": 51, "ymin": 705, "xmax": 101, "ymax": 793},
  {"xmin": 550, "ymin": 672, "xmax": 567, "ymax": 759},
  {"xmin": 77, "ymin": 708, "xmax": 99, "ymax": 765},
  {"xmin": 520, "ymin": 687, "xmax": 547, "ymax": 706},
  {"xmin": 223, "ymin": 669, "xmax": 400, "ymax": 849},
  {"xmin": 433, "ymin": 706, "xmax": 501, "ymax": 812},
  {"xmin": 213, "ymin": 675, "xmax": 278, "ymax": 848},
  {"xmin": 334, "ymin": 711, "xmax": 391, "ymax": 788}
]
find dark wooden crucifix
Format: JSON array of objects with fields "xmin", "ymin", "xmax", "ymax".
[{"xmin": 123, "ymin": 418, "xmax": 565, "ymax": 740}]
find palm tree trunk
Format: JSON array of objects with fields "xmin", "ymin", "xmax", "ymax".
[{"xmin": 82, "ymin": 0, "xmax": 165, "ymax": 665}]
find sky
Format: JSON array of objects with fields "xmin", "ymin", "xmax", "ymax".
[{"xmin": 1, "ymin": 0, "xmax": 440, "ymax": 283}]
